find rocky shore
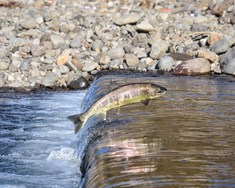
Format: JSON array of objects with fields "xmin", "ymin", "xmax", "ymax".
[{"xmin": 0, "ymin": 0, "xmax": 234, "ymax": 91}]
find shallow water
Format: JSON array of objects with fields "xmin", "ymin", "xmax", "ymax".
[
  {"xmin": 0, "ymin": 91, "xmax": 86, "ymax": 188},
  {"xmin": 78, "ymin": 74, "xmax": 235, "ymax": 188}
]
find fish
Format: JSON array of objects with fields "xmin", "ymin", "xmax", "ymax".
[{"xmin": 68, "ymin": 83, "xmax": 167, "ymax": 133}]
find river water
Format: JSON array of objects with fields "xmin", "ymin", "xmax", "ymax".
[
  {"xmin": 0, "ymin": 91, "xmax": 86, "ymax": 188},
  {"xmin": 0, "ymin": 74, "xmax": 235, "ymax": 188}
]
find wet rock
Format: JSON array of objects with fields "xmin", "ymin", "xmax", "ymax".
[
  {"xmin": 211, "ymin": 38, "xmax": 231, "ymax": 54},
  {"xmin": 156, "ymin": 56, "xmax": 174, "ymax": 71},
  {"xmin": 113, "ymin": 13, "xmax": 142, "ymax": 25},
  {"xmin": 125, "ymin": 54, "xmax": 139, "ymax": 67},
  {"xmin": 197, "ymin": 48, "xmax": 218, "ymax": 63},
  {"xmin": 42, "ymin": 71, "xmax": 58, "ymax": 87},
  {"xmin": 108, "ymin": 47, "xmax": 125, "ymax": 60},
  {"xmin": 173, "ymin": 58, "xmax": 211, "ymax": 75},
  {"xmin": 0, "ymin": 61, "xmax": 9, "ymax": 70},
  {"xmin": 150, "ymin": 40, "xmax": 169, "ymax": 60},
  {"xmin": 223, "ymin": 58, "xmax": 235, "ymax": 75},
  {"xmin": 219, "ymin": 46, "xmax": 235, "ymax": 69},
  {"xmin": 68, "ymin": 75, "xmax": 89, "ymax": 90}
]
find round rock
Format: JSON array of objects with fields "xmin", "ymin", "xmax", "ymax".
[
  {"xmin": 156, "ymin": 56, "xmax": 174, "ymax": 71},
  {"xmin": 223, "ymin": 58, "xmax": 235, "ymax": 75},
  {"xmin": 211, "ymin": 38, "xmax": 230, "ymax": 54},
  {"xmin": 173, "ymin": 58, "xmax": 211, "ymax": 75},
  {"xmin": 113, "ymin": 13, "xmax": 142, "ymax": 26}
]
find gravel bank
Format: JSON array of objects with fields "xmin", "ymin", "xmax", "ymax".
[{"xmin": 0, "ymin": 0, "xmax": 235, "ymax": 91}]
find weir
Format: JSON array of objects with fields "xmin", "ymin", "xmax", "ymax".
[{"xmin": 76, "ymin": 73, "xmax": 235, "ymax": 188}]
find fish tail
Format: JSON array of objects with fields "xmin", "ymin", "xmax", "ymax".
[{"xmin": 67, "ymin": 113, "xmax": 84, "ymax": 133}]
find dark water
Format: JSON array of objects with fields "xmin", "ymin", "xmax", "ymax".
[
  {"xmin": 0, "ymin": 91, "xmax": 85, "ymax": 188},
  {"xmin": 0, "ymin": 74, "xmax": 234, "ymax": 188},
  {"xmin": 77, "ymin": 74, "xmax": 235, "ymax": 188}
]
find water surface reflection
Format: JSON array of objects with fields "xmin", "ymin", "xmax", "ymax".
[{"xmin": 80, "ymin": 75, "xmax": 235, "ymax": 188}]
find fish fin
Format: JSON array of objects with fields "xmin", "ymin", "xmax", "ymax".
[
  {"xmin": 141, "ymin": 99, "xmax": 149, "ymax": 106},
  {"xmin": 67, "ymin": 114, "xmax": 85, "ymax": 133},
  {"xmin": 67, "ymin": 114, "xmax": 83, "ymax": 124}
]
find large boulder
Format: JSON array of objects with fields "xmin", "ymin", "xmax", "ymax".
[{"xmin": 173, "ymin": 58, "xmax": 211, "ymax": 75}]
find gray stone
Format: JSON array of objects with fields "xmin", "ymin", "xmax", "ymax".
[
  {"xmin": 136, "ymin": 20, "xmax": 155, "ymax": 32},
  {"xmin": 20, "ymin": 19, "xmax": 37, "ymax": 29},
  {"xmin": 9, "ymin": 38, "xmax": 28, "ymax": 49},
  {"xmin": 92, "ymin": 40, "xmax": 104, "ymax": 51},
  {"xmin": 223, "ymin": 58, "xmax": 235, "ymax": 75},
  {"xmin": 58, "ymin": 64, "xmax": 70, "ymax": 74},
  {"xmin": 125, "ymin": 54, "xmax": 139, "ymax": 67},
  {"xmin": 114, "ymin": 13, "xmax": 142, "ymax": 25},
  {"xmin": 50, "ymin": 35, "xmax": 66, "ymax": 49},
  {"xmin": 31, "ymin": 45, "xmax": 46, "ymax": 57},
  {"xmin": 70, "ymin": 36, "xmax": 82, "ymax": 48},
  {"xmin": 150, "ymin": 40, "xmax": 169, "ymax": 60},
  {"xmin": 211, "ymin": 38, "xmax": 231, "ymax": 54},
  {"xmin": 68, "ymin": 76, "xmax": 89, "ymax": 90},
  {"xmin": 20, "ymin": 59, "xmax": 31, "ymax": 71},
  {"xmin": 82, "ymin": 61, "xmax": 98, "ymax": 72},
  {"xmin": 108, "ymin": 47, "xmax": 125, "ymax": 60},
  {"xmin": 219, "ymin": 46, "xmax": 235, "ymax": 68},
  {"xmin": 156, "ymin": 56, "xmax": 174, "ymax": 71},
  {"xmin": 42, "ymin": 71, "xmax": 58, "ymax": 87},
  {"xmin": 0, "ymin": 46, "xmax": 9, "ymax": 58},
  {"xmin": 8, "ymin": 64, "xmax": 18, "ymax": 72},
  {"xmin": 173, "ymin": 58, "xmax": 211, "ymax": 75},
  {"xmin": 0, "ymin": 61, "xmax": 9, "ymax": 70}
]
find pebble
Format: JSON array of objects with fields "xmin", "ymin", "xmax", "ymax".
[
  {"xmin": 156, "ymin": 56, "xmax": 174, "ymax": 71},
  {"xmin": 108, "ymin": 47, "xmax": 125, "ymax": 60},
  {"xmin": 113, "ymin": 13, "xmax": 142, "ymax": 25},
  {"xmin": 125, "ymin": 54, "xmax": 139, "ymax": 67},
  {"xmin": 211, "ymin": 38, "xmax": 231, "ymax": 54},
  {"xmin": 0, "ymin": 61, "xmax": 9, "ymax": 70},
  {"xmin": 70, "ymin": 36, "xmax": 82, "ymax": 48},
  {"xmin": 71, "ymin": 59, "xmax": 84, "ymax": 70},
  {"xmin": 173, "ymin": 58, "xmax": 211, "ymax": 75},
  {"xmin": 150, "ymin": 40, "xmax": 169, "ymax": 60},
  {"xmin": 42, "ymin": 71, "xmax": 58, "ymax": 87},
  {"xmin": 82, "ymin": 61, "xmax": 98, "ymax": 72},
  {"xmin": 57, "ymin": 54, "xmax": 70, "ymax": 65},
  {"xmin": 31, "ymin": 45, "xmax": 46, "ymax": 57},
  {"xmin": 50, "ymin": 35, "xmax": 66, "ymax": 49},
  {"xmin": 20, "ymin": 19, "xmax": 37, "ymax": 29},
  {"xmin": 136, "ymin": 20, "xmax": 155, "ymax": 32}
]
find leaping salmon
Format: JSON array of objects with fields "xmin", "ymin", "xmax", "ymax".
[{"xmin": 68, "ymin": 83, "xmax": 167, "ymax": 133}]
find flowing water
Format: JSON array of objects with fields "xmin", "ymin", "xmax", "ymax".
[
  {"xmin": 0, "ymin": 91, "xmax": 86, "ymax": 188},
  {"xmin": 0, "ymin": 74, "xmax": 235, "ymax": 188}
]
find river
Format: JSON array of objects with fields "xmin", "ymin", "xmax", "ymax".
[{"xmin": 0, "ymin": 74, "xmax": 235, "ymax": 188}]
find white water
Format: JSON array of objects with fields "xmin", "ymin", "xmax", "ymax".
[{"xmin": 0, "ymin": 91, "xmax": 86, "ymax": 188}]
